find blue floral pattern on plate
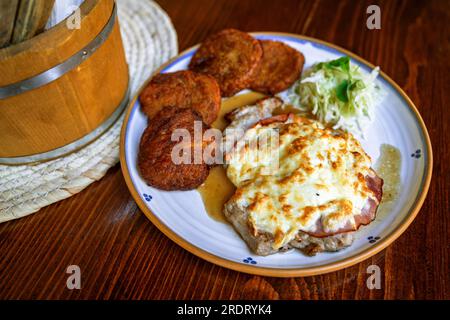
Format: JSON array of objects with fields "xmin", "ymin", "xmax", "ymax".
[
  {"xmin": 411, "ymin": 149, "xmax": 421, "ymax": 159},
  {"xmin": 368, "ymin": 236, "xmax": 381, "ymax": 244},
  {"xmin": 243, "ymin": 257, "xmax": 257, "ymax": 265}
]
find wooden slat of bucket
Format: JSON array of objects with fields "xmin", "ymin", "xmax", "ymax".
[
  {"xmin": 11, "ymin": 0, "xmax": 56, "ymax": 45},
  {"xmin": 0, "ymin": 0, "xmax": 19, "ymax": 48}
]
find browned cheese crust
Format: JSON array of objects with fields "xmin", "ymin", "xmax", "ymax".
[
  {"xmin": 250, "ymin": 40, "xmax": 305, "ymax": 94},
  {"xmin": 138, "ymin": 107, "xmax": 212, "ymax": 191},
  {"xmin": 139, "ymin": 70, "xmax": 220, "ymax": 125},
  {"xmin": 188, "ymin": 29, "xmax": 263, "ymax": 97},
  {"xmin": 223, "ymin": 114, "xmax": 384, "ymax": 256},
  {"xmin": 303, "ymin": 170, "xmax": 383, "ymax": 238},
  {"xmin": 224, "ymin": 171, "xmax": 383, "ymax": 256},
  {"xmin": 254, "ymin": 114, "xmax": 384, "ymax": 238}
]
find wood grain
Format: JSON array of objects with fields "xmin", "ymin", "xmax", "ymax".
[
  {"xmin": 0, "ymin": 0, "xmax": 448, "ymax": 299},
  {"xmin": 11, "ymin": 0, "xmax": 55, "ymax": 45},
  {"xmin": 0, "ymin": 0, "xmax": 19, "ymax": 48}
]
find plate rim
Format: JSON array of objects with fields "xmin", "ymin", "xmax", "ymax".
[{"xmin": 119, "ymin": 32, "xmax": 433, "ymax": 277}]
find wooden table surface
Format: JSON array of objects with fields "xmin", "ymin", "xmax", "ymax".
[{"xmin": 0, "ymin": 0, "xmax": 448, "ymax": 300}]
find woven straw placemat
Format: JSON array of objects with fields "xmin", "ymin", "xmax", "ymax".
[{"xmin": 0, "ymin": 0, "xmax": 178, "ymax": 223}]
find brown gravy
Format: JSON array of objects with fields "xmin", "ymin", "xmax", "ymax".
[{"xmin": 197, "ymin": 92, "xmax": 265, "ymax": 222}]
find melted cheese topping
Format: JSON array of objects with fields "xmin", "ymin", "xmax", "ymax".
[{"xmin": 226, "ymin": 116, "xmax": 378, "ymax": 249}]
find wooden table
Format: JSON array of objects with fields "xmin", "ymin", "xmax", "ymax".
[{"xmin": 0, "ymin": 0, "xmax": 448, "ymax": 300}]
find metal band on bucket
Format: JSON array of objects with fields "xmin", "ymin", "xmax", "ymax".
[{"xmin": 0, "ymin": 3, "xmax": 118, "ymax": 100}]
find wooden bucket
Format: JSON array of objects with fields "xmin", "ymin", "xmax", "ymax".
[{"xmin": 0, "ymin": 0, "xmax": 129, "ymax": 164}]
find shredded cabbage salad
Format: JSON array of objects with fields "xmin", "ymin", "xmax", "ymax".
[{"xmin": 290, "ymin": 56, "xmax": 382, "ymax": 137}]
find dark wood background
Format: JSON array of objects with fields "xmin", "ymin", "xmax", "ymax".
[{"xmin": 0, "ymin": 0, "xmax": 448, "ymax": 300}]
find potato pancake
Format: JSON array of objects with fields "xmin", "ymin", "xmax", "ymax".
[{"xmin": 189, "ymin": 29, "xmax": 262, "ymax": 97}]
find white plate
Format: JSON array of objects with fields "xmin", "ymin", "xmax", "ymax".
[{"xmin": 120, "ymin": 33, "xmax": 432, "ymax": 277}]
